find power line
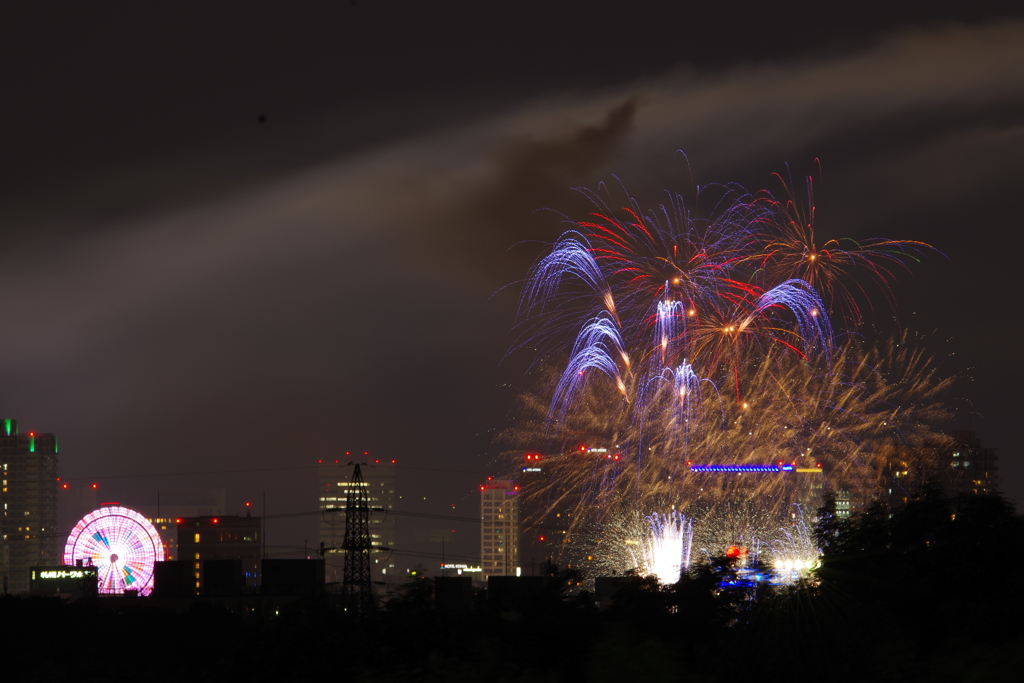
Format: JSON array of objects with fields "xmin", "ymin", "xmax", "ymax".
[
  {"xmin": 302, "ymin": 506, "xmax": 568, "ymax": 533},
  {"xmin": 59, "ymin": 462, "xmax": 495, "ymax": 482}
]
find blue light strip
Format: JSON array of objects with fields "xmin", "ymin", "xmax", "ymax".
[{"xmin": 688, "ymin": 464, "xmax": 794, "ymax": 472}]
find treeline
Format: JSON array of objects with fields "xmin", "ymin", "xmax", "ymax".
[{"xmin": 4, "ymin": 488, "xmax": 1023, "ymax": 682}]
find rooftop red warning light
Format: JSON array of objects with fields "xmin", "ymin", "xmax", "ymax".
[
  {"xmin": 175, "ymin": 518, "xmax": 183, "ymax": 524},
  {"xmin": 62, "ymin": 483, "xmax": 68, "ymax": 489},
  {"xmin": 318, "ymin": 459, "xmax": 322, "ymax": 463},
  {"xmin": 28, "ymin": 431, "xmax": 35, "ymax": 437},
  {"xmin": 391, "ymin": 459, "xmax": 396, "ymax": 464},
  {"xmin": 91, "ymin": 483, "xmax": 98, "ymax": 489},
  {"xmin": 212, "ymin": 518, "xmax": 219, "ymax": 524},
  {"xmin": 375, "ymin": 459, "xmax": 379, "ymax": 463}
]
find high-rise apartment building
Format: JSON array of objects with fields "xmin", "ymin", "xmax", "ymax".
[
  {"xmin": 876, "ymin": 432, "xmax": 999, "ymax": 509},
  {"xmin": 945, "ymin": 431, "xmax": 998, "ymax": 496},
  {"xmin": 317, "ymin": 458, "xmax": 395, "ymax": 584},
  {"xmin": 1, "ymin": 419, "xmax": 60, "ymax": 595},
  {"xmin": 479, "ymin": 478, "xmax": 520, "ymax": 580}
]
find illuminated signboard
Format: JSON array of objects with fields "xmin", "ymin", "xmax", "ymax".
[
  {"xmin": 30, "ymin": 565, "xmax": 99, "ymax": 598},
  {"xmin": 441, "ymin": 564, "xmax": 482, "ymax": 573},
  {"xmin": 34, "ymin": 569, "xmax": 97, "ymax": 580},
  {"xmin": 689, "ymin": 464, "xmax": 795, "ymax": 472}
]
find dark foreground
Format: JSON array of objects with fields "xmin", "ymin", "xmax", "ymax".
[{"xmin": 4, "ymin": 490, "xmax": 1022, "ymax": 683}]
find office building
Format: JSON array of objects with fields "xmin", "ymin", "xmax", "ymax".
[
  {"xmin": 517, "ymin": 452, "xmax": 571, "ymax": 572},
  {"xmin": 176, "ymin": 515, "xmax": 261, "ymax": 594},
  {"xmin": 788, "ymin": 464, "xmax": 825, "ymax": 515},
  {"xmin": 136, "ymin": 489, "xmax": 226, "ymax": 561},
  {"xmin": 1, "ymin": 419, "xmax": 60, "ymax": 595},
  {"xmin": 480, "ymin": 478, "xmax": 519, "ymax": 580},
  {"xmin": 317, "ymin": 457, "xmax": 395, "ymax": 584}
]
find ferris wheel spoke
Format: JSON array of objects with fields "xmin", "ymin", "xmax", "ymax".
[
  {"xmin": 99, "ymin": 563, "xmax": 118, "ymax": 593},
  {"xmin": 123, "ymin": 560, "xmax": 142, "ymax": 588}
]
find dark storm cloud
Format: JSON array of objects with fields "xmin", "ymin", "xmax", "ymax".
[{"xmin": 2, "ymin": 20, "xmax": 1023, "ymax": 555}]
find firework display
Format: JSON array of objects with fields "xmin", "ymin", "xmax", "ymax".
[
  {"xmin": 63, "ymin": 505, "xmax": 165, "ymax": 596},
  {"xmin": 509, "ymin": 174, "xmax": 950, "ymax": 579}
]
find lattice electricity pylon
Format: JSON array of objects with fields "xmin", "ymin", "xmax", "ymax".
[{"xmin": 341, "ymin": 462, "xmax": 375, "ymax": 614}]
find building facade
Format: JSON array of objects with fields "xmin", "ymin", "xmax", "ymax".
[
  {"xmin": 136, "ymin": 489, "xmax": 227, "ymax": 561},
  {"xmin": 875, "ymin": 431, "xmax": 999, "ymax": 510},
  {"xmin": 176, "ymin": 515, "xmax": 261, "ymax": 594},
  {"xmin": 480, "ymin": 478, "xmax": 519, "ymax": 580},
  {"xmin": 1, "ymin": 419, "xmax": 60, "ymax": 595},
  {"xmin": 517, "ymin": 452, "xmax": 572, "ymax": 573},
  {"xmin": 945, "ymin": 430, "xmax": 998, "ymax": 496},
  {"xmin": 317, "ymin": 458, "xmax": 395, "ymax": 584}
]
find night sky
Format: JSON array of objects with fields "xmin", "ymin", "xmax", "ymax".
[{"xmin": 3, "ymin": 2, "xmax": 1024, "ymax": 568}]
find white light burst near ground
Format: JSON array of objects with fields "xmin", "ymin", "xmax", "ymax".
[
  {"xmin": 768, "ymin": 506, "xmax": 821, "ymax": 583},
  {"xmin": 636, "ymin": 510, "xmax": 693, "ymax": 584}
]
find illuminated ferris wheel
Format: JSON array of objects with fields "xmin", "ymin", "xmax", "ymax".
[{"xmin": 63, "ymin": 505, "xmax": 165, "ymax": 596}]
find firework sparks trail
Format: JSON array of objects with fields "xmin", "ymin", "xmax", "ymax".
[
  {"xmin": 505, "ymin": 170, "xmax": 950, "ymax": 575},
  {"xmin": 747, "ymin": 172, "xmax": 940, "ymax": 326}
]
